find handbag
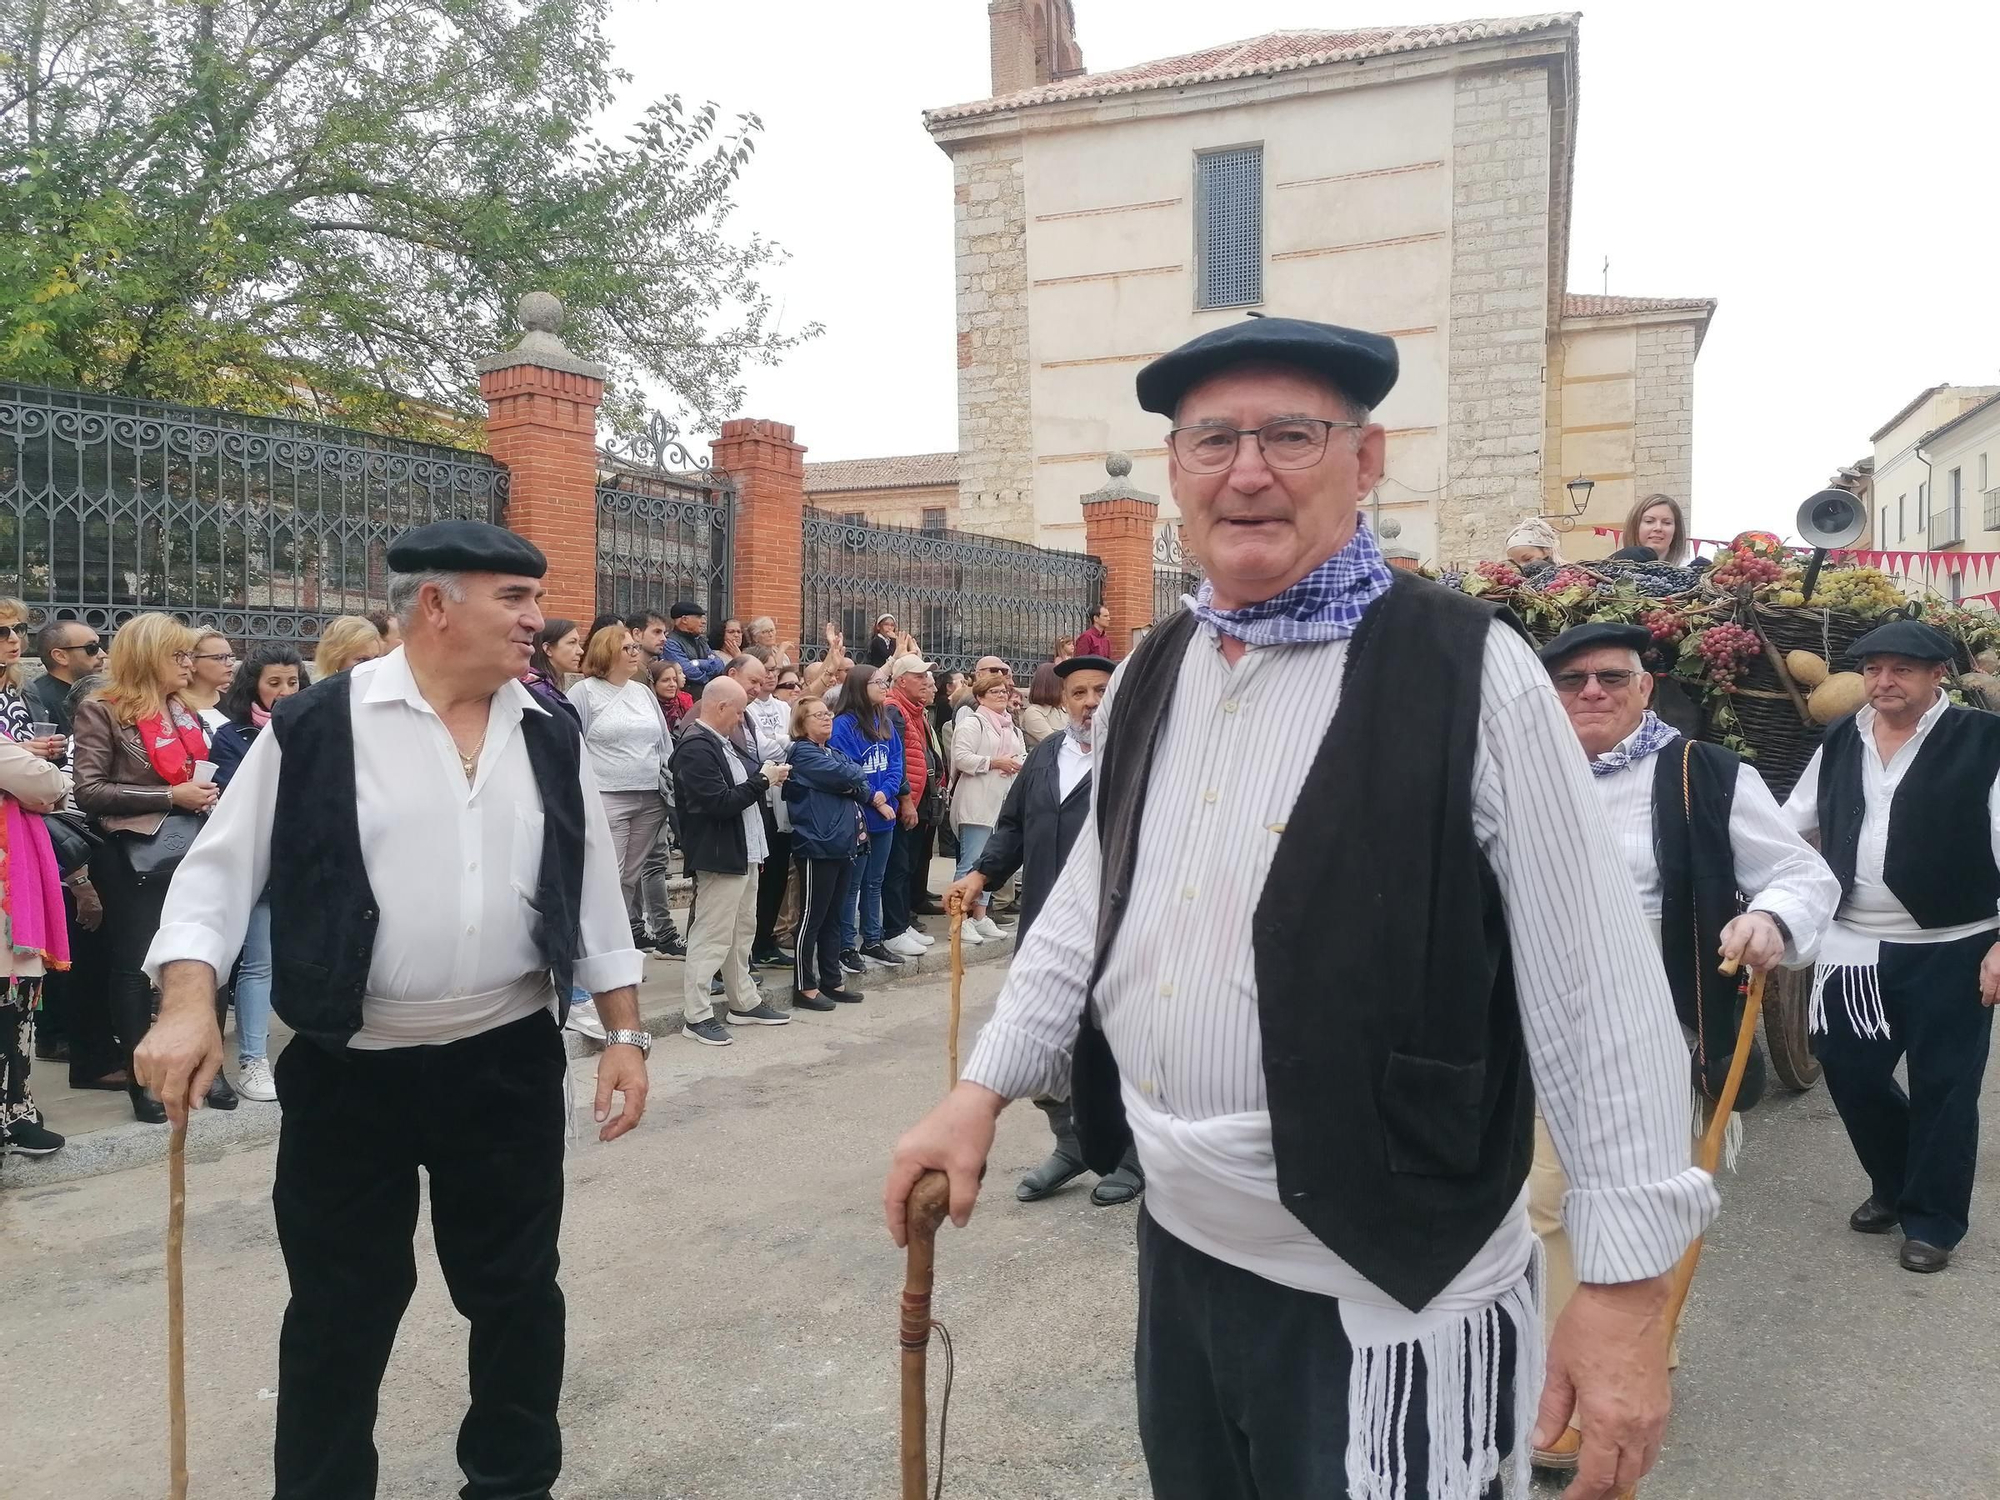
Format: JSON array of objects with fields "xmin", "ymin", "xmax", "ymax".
[
  {"xmin": 41, "ymin": 809, "xmax": 101, "ymax": 878},
  {"xmin": 112, "ymin": 810, "xmax": 206, "ymax": 884}
]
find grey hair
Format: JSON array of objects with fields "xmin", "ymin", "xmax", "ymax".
[
  {"xmin": 726, "ymin": 652, "xmax": 761, "ymax": 677},
  {"xmin": 747, "ymin": 615, "xmax": 776, "ymax": 637},
  {"xmin": 385, "ymin": 569, "xmax": 467, "ymax": 626}
]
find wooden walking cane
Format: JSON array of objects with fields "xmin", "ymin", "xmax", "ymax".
[
  {"xmin": 898, "ymin": 910, "xmax": 969, "ymax": 1498},
  {"xmin": 1610, "ymin": 961, "xmax": 1766, "ymax": 1500},
  {"xmin": 166, "ymin": 1120, "xmax": 190, "ymax": 1500}
]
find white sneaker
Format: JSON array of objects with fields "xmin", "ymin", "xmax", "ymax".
[
  {"xmin": 236, "ymin": 1057, "xmax": 278, "ymax": 1102},
  {"xmin": 905, "ymin": 926, "xmax": 936, "ymax": 947},
  {"xmin": 974, "ymin": 916, "xmax": 1006, "ymax": 942},
  {"xmin": 957, "ymin": 919, "xmax": 986, "ymax": 945},
  {"xmin": 886, "ymin": 933, "xmax": 927, "ymax": 959},
  {"xmin": 566, "ymin": 998, "xmax": 607, "ymax": 1041}
]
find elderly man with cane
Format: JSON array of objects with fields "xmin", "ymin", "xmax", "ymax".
[
  {"xmin": 887, "ymin": 316, "xmax": 1716, "ymax": 1500},
  {"xmin": 1528, "ymin": 619, "xmax": 1838, "ymax": 1470},
  {"xmin": 136, "ymin": 520, "xmax": 650, "ymax": 1500}
]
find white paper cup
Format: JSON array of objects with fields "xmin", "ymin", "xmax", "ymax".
[{"xmin": 192, "ymin": 760, "xmax": 218, "ymax": 784}]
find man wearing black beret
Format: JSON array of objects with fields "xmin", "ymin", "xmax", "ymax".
[
  {"xmin": 892, "ymin": 316, "xmax": 1715, "ymax": 1499},
  {"xmin": 1525, "ymin": 620, "xmax": 1836, "ymax": 1468},
  {"xmin": 136, "ymin": 518, "xmax": 651, "ymax": 1497},
  {"xmin": 1785, "ymin": 618, "xmax": 2000, "ymax": 1273}
]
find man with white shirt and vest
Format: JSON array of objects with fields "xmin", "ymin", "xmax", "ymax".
[
  {"xmin": 134, "ymin": 520, "xmax": 650, "ymax": 1500},
  {"xmin": 1529, "ymin": 620, "xmax": 1838, "ymax": 1469},
  {"xmin": 945, "ymin": 654, "xmax": 1143, "ymax": 1208},
  {"xmin": 886, "ymin": 317, "xmax": 1715, "ymax": 1500},
  {"xmin": 1784, "ymin": 618, "xmax": 2000, "ymax": 1273}
]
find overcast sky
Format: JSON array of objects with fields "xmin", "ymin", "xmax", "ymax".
[{"xmin": 605, "ymin": 1, "xmax": 2000, "ymax": 545}]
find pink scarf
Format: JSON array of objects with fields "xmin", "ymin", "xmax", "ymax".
[
  {"xmin": 977, "ymin": 704, "xmax": 1014, "ymax": 741},
  {"xmin": 250, "ymin": 702, "xmax": 272, "ymax": 729},
  {"xmin": 2, "ymin": 798, "xmax": 69, "ymax": 971}
]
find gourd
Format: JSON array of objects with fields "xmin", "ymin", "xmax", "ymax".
[
  {"xmin": 1808, "ymin": 673, "xmax": 1867, "ymax": 724},
  {"xmin": 1785, "ymin": 650, "xmax": 1829, "ymax": 688}
]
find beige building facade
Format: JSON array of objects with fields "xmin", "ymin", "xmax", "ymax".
[
  {"xmin": 802, "ymin": 452, "xmax": 960, "ymax": 530},
  {"xmin": 1864, "ymin": 384, "xmax": 2000, "ymax": 599},
  {"xmin": 910, "ymin": 6, "xmax": 1712, "ymax": 566}
]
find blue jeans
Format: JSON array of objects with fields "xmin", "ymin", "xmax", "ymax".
[
  {"xmin": 843, "ymin": 828, "xmax": 896, "ymax": 950},
  {"xmin": 236, "ymin": 898, "xmax": 274, "ymax": 1063},
  {"xmin": 954, "ymin": 824, "xmax": 993, "ymax": 910}
]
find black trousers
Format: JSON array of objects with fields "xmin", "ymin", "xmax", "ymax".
[
  {"xmin": 792, "ymin": 856, "xmax": 852, "ymax": 993},
  {"xmin": 1136, "ymin": 1212, "xmax": 1510, "ymax": 1500},
  {"xmin": 93, "ymin": 850, "xmax": 171, "ymax": 1073},
  {"xmin": 881, "ymin": 814, "xmax": 932, "ymax": 937},
  {"xmin": 60, "ymin": 869, "xmax": 123, "ymax": 1084},
  {"xmin": 1818, "ymin": 930, "xmax": 1996, "ymax": 1248},
  {"xmin": 272, "ymin": 1010, "xmax": 567, "ymax": 1500},
  {"xmin": 754, "ymin": 806, "xmax": 791, "ymax": 952}
]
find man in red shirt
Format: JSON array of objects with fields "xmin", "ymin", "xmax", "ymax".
[
  {"xmin": 882, "ymin": 654, "xmax": 941, "ymax": 953},
  {"xmin": 1074, "ymin": 603, "xmax": 1114, "ymax": 660}
]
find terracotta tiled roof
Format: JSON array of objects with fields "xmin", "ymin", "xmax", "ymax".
[
  {"xmin": 1561, "ymin": 294, "xmax": 1716, "ymax": 318},
  {"xmin": 926, "ymin": 14, "xmax": 1577, "ymax": 123},
  {"xmin": 803, "ymin": 452, "xmax": 960, "ymax": 494}
]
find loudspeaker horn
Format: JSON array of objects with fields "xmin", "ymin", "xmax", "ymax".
[{"xmin": 1797, "ymin": 487, "xmax": 1867, "ymax": 550}]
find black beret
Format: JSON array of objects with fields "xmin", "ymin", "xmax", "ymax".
[
  {"xmin": 1055, "ymin": 654, "xmax": 1115, "ymax": 679},
  {"xmin": 669, "ymin": 600, "xmax": 706, "ymax": 620},
  {"xmin": 1607, "ymin": 545, "xmax": 1660, "ymax": 562},
  {"xmin": 387, "ymin": 520, "xmax": 545, "ymax": 579},
  {"xmin": 1538, "ymin": 621, "xmax": 1652, "ymax": 670},
  {"xmin": 1848, "ymin": 618, "xmax": 1955, "ymax": 664},
  {"xmin": 1136, "ymin": 316, "xmax": 1399, "ymax": 418}
]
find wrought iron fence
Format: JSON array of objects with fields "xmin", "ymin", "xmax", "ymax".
[
  {"xmin": 0, "ymin": 382, "xmax": 507, "ymax": 641},
  {"xmin": 595, "ymin": 467, "xmax": 734, "ymax": 625},
  {"xmin": 801, "ymin": 508, "xmax": 1103, "ymax": 674},
  {"xmin": 1153, "ymin": 525, "xmax": 1201, "ymax": 624}
]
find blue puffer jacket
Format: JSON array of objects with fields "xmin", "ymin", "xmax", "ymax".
[{"xmin": 784, "ymin": 738, "xmax": 872, "ymax": 859}]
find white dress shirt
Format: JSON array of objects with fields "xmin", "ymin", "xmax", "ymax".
[
  {"xmin": 745, "ymin": 693, "xmax": 793, "ymax": 833},
  {"xmin": 1785, "ymin": 693, "xmax": 2000, "ymax": 943},
  {"xmin": 1590, "ymin": 723, "xmax": 1838, "ymax": 966},
  {"xmin": 695, "ymin": 718, "xmax": 768, "ymax": 865},
  {"xmin": 1056, "ymin": 729, "xmax": 1091, "ymax": 801},
  {"xmin": 147, "ymin": 649, "xmax": 643, "ymax": 1048},
  {"xmin": 963, "ymin": 620, "xmax": 1716, "ymax": 1303}
]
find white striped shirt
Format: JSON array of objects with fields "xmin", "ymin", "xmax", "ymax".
[{"xmin": 962, "ymin": 619, "xmax": 1719, "ymax": 1291}]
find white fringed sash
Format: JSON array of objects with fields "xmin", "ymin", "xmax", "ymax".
[
  {"xmin": 1808, "ymin": 922, "xmax": 1889, "ymax": 1041},
  {"xmin": 1123, "ymin": 1084, "xmax": 1542, "ymax": 1500}
]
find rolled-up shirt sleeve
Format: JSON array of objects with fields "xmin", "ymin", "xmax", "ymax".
[
  {"xmin": 144, "ymin": 728, "xmax": 278, "ymax": 986},
  {"xmin": 1733, "ymin": 763, "xmax": 1839, "ymax": 966},
  {"xmin": 1476, "ymin": 625, "xmax": 1719, "ymax": 1284},
  {"xmin": 572, "ymin": 753, "xmax": 646, "ymax": 995}
]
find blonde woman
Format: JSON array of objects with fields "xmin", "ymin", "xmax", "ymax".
[
  {"xmin": 71, "ymin": 614, "xmax": 230, "ymax": 1122},
  {"xmin": 948, "ymin": 670, "xmax": 1025, "ymax": 943},
  {"xmin": 182, "ymin": 629, "xmax": 238, "ymax": 733},
  {"xmin": 0, "ymin": 598, "xmax": 63, "ymax": 758},
  {"xmin": 566, "ymin": 625, "xmax": 670, "ymax": 953},
  {"xmin": 313, "ymin": 615, "xmax": 386, "ymax": 680}
]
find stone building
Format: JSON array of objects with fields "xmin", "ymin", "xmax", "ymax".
[
  {"xmin": 801, "ymin": 451, "xmax": 959, "ymax": 530},
  {"xmin": 885, "ymin": 5, "xmax": 1712, "ymax": 565},
  {"xmin": 1864, "ymin": 383, "xmax": 2000, "ymax": 599}
]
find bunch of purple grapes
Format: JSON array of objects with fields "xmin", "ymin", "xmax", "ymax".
[{"xmin": 1695, "ymin": 623, "xmax": 1760, "ymax": 693}]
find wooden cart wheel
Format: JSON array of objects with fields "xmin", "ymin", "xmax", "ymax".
[{"xmin": 1760, "ymin": 963, "xmax": 1821, "ymax": 1093}]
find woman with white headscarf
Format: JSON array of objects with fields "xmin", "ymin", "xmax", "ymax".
[{"xmin": 1504, "ymin": 516, "xmax": 1564, "ymax": 570}]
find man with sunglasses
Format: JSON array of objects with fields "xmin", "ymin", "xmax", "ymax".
[
  {"xmin": 29, "ymin": 619, "xmax": 102, "ymax": 735},
  {"xmin": 1527, "ymin": 619, "xmax": 1837, "ymax": 1469},
  {"xmin": 890, "ymin": 316, "xmax": 1726, "ymax": 1500}
]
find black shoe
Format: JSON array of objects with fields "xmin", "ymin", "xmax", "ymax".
[
  {"xmin": 726, "ymin": 1002, "xmax": 791, "ymax": 1027},
  {"xmin": 206, "ymin": 1070, "xmax": 239, "ymax": 1112},
  {"xmin": 1849, "ymin": 1196, "xmax": 1899, "ymax": 1234},
  {"xmin": 791, "ymin": 989, "xmax": 837, "ymax": 1012},
  {"xmin": 33, "ymin": 1038, "xmax": 70, "ymax": 1063},
  {"xmin": 1090, "ymin": 1163, "xmax": 1144, "ymax": 1207},
  {"xmin": 912, "ymin": 898, "xmax": 946, "ymax": 916},
  {"xmin": 839, "ymin": 949, "xmax": 867, "ymax": 976},
  {"xmin": 647, "ymin": 935, "xmax": 686, "ymax": 959},
  {"xmin": 1901, "ymin": 1238, "xmax": 1951, "ymax": 1273},
  {"xmin": 709, "ymin": 976, "xmax": 725, "ymax": 996},
  {"xmin": 2, "ymin": 1118, "xmax": 66, "ymax": 1156},
  {"xmin": 129, "ymin": 1086, "xmax": 168, "ymax": 1125},
  {"xmin": 861, "ymin": 941, "xmax": 905, "ymax": 968},
  {"xmin": 824, "ymin": 986, "xmax": 865, "ymax": 1004},
  {"xmin": 753, "ymin": 947, "xmax": 795, "ymax": 969},
  {"xmin": 1016, "ymin": 1148, "xmax": 1088, "ymax": 1202}
]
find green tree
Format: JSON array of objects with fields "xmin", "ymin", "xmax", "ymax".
[{"xmin": 0, "ymin": 0, "xmax": 816, "ymax": 439}]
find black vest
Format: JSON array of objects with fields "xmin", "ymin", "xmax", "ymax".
[
  {"xmin": 267, "ymin": 674, "xmax": 587, "ymax": 1050},
  {"xmin": 1651, "ymin": 738, "xmax": 1765, "ymax": 1110},
  {"xmin": 1817, "ymin": 704, "xmax": 2000, "ymax": 930},
  {"xmin": 1079, "ymin": 572, "xmax": 1532, "ymax": 1312}
]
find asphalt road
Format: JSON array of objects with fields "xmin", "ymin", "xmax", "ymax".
[{"xmin": 4, "ymin": 964, "xmax": 1997, "ymax": 1499}]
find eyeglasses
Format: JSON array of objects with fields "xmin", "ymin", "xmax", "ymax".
[
  {"xmin": 61, "ymin": 640, "xmax": 103, "ymax": 656},
  {"xmin": 0, "ymin": 624, "xmax": 20, "ymax": 640},
  {"xmin": 1166, "ymin": 418, "xmax": 1361, "ymax": 473},
  {"xmin": 1551, "ymin": 669, "xmax": 1639, "ymax": 695},
  {"xmin": 775, "ymin": 681, "xmax": 800, "ymax": 692},
  {"xmin": 171, "ymin": 650, "xmax": 194, "ymax": 665},
  {"xmin": 192, "ymin": 651, "xmax": 235, "ymax": 664},
  {"xmin": 869, "ymin": 676, "xmax": 889, "ymax": 686}
]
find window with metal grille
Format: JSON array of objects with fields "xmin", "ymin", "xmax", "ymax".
[
  {"xmin": 921, "ymin": 507, "xmax": 947, "ymax": 534},
  {"xmin": 1196, "ymin": 146, "xmax": 1263, "ymax": 309}
]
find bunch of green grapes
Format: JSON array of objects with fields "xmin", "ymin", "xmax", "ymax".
[{"xmin": 1811, "ymin": 567, "xmax": 1908, "ymax": 613}]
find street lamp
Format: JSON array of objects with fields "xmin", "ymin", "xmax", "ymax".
[{"xmin": 1565, "ymin": 474, "xmax": 1596, "ymax": 516}]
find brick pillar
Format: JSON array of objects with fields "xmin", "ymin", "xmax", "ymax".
[
  {"xmin": 710, "ymin": 419, "xmax": 807, "ymax": 647},
  {"xmin": 1079, "ymin": 454, "xmax": 1159, "ymax": 659},
  {"xmin": 476, "ymin": 292, "xmax": 607, "ymax": 624}
]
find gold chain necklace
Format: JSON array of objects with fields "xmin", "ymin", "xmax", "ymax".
[{"xmin": 456, "ymin": 731, "xmax": 487, "ymax": 784}]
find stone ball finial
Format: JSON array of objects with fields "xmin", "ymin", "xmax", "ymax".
[
  {"xmin": 1379, "ymin": 516, "xmax": 1403, "ymax": 541},
  {"xmin": 517, "ymin": 291, "xmax": 563, "ymax": 334},
  {"xmin": 1106, "ymin": 452, "xmax": 1133, "ymax": 479}
]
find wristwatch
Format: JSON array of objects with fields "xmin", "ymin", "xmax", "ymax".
[{"xmin": 603, "ymin": 1029, "xmax": 652, "ymax": 1057}]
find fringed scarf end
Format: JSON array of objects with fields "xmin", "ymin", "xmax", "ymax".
[{"xmin": 1810, "ymin": 961, "xmax": 1889, "ymax": 1041}]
